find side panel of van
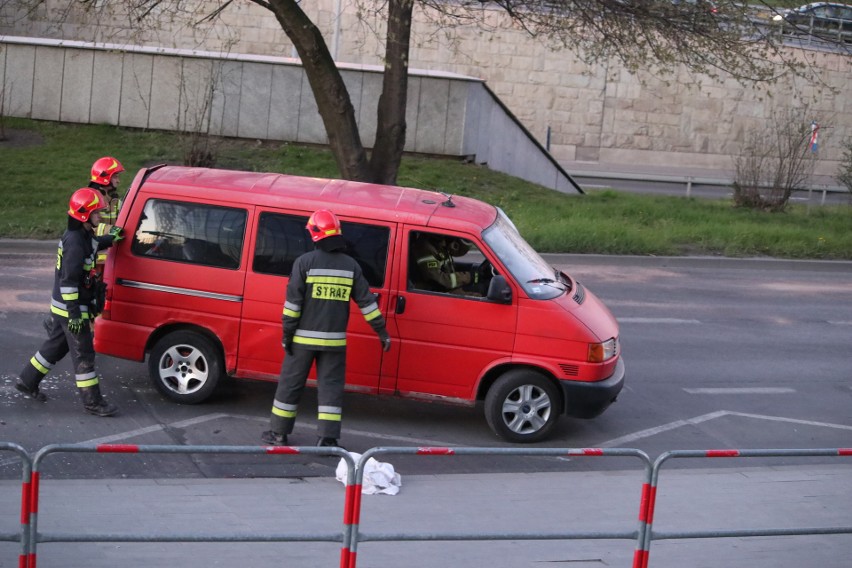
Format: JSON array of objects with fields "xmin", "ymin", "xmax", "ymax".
[
  {"xmin": 98, "ymin": 194, "xmax": 250, "ymax": 368},
  {"xmin": 382, "ymin": 225, "xmax": 518, "ymax": 400},
  {"xmin": 237, "ymin": 208, "xmax": 396, "ymax": 393}
]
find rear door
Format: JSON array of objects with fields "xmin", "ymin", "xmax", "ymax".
[
  {"xmin": 238, "ymin": 210, "xmax": 395, "ymax": 392},
  {"xmin": 381, "ymin": 226, "xmax": 518, "ymax": 401}
]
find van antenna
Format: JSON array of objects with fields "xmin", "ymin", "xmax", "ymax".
[{"xmin": 439, "ymin": 192, "xmax": 456, "ymax": 208}]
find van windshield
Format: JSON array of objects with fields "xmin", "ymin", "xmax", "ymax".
[{"xmin": 482, "ymin": 209, "xmax": 568, "ymax": 300}]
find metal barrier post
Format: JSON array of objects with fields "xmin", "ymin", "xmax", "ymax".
[
  {"xmin": 347, "ymin": 447, "xmax": 652, "ymax": 568},
  {"xmin": 28, "ymin": 443, "xmax": 356, "ymax": 567},
  {"xmin": 0, "ymin": 442, "xmax": 31, "ymax": 568},
  {"xmin": 643, "ymin": 448, "xmax": 852, "ymax": 568}
]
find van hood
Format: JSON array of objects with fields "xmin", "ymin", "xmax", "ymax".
[{"xmin": 556, "ymin": 280, "xmax": 620, "ymax": 342}]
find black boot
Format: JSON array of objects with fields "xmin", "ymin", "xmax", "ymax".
[
  {"xmin": 15, "ymin": 379, "xmax": 47, "ymax": 402},
  {"xmin": 261, "ymin": 430, "xmax": 288, "ymax": 446},
  {"xmin": 79, "ymin": 385, "xmax": 118, "ymax": 417},
  {"xmin": 317, "ymin": 437, "xmax": 343, "ymax": 449}
]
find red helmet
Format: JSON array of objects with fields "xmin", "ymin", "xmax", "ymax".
[
  {"xmin": 305, "ymin": 209, "xmax": 342, "ymax": 242},
  {"xmin": 68, "ymin": 188, "xmax": 106, "ymax": 222},
  {"xmin": 90, "ymin": 156, "xmax": 124, "ymax": 186}
]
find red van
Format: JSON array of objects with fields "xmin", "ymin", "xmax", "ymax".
[{"xmin": 96, "ymin": 165, "xmax": 624, "ymax": 442}]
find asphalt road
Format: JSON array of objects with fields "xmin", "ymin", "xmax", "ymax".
[{"xmin": 1, "ymin": 246, "xmax": 850, "ymax": 480}]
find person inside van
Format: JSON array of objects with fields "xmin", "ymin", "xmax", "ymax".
[{"xmin": 410, "ymin": 232, "xmax": 480, "ymax": 295}]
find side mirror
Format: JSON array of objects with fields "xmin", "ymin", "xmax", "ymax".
[{"xmin": 486, "ymin": 275, "xmax": 512, "ymax": 304}]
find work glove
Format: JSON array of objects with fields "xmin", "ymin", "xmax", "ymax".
[
  {"xmin": 67, "ymin": 317, "xmax": 84, "ymax": 335},
  {"xmin": 378, "ymin": 330, "xmax": 391, "ymax": 352},
  {"xmin": 282, "ymin": 333, "xmax": 294, "ymax": 357},
  {"xmin": 109, "ymin": 225, "xmax": 125, "ymax": 243}
]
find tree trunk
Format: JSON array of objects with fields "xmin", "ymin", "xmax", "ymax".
[
  {"xmin": 267, "ymin": 0, "xmax": 370, "ymax": 181},
  {"xmin": 369, "ymin": 0, "xmax": 414, "ymax": 186}
]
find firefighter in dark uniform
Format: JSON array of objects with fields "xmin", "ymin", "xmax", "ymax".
[
  {"xmin": 261, "ymin": 210, "xmax": 391, "ymax": 447},
  {"xmin": 16, "ymin": 188, "xmax": 123, "ymax": 416},
  {"xmin": 410, "ymin": 233, "xmax": 476, "ymax": 294},
  {"xmin": 89, "ymin": 156, "xmax": 125, "ymax": 269}
]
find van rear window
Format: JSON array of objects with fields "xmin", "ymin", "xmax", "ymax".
[
  {"xmin": 130, "ymin": 199, "xmax": 246, "ymax": 269},
  {"xmin": 253, "ymin": 212, "xmax": 389, "ymax": 287}
]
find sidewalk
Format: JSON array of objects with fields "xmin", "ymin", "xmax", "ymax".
[{"xmin": 1, "ymin": 463, "xmax": 850, "ymax": 567}]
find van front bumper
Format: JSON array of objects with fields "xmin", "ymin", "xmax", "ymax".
[{"xmin": 560, "ymin": 357, "xmax": 625, "ymax": 419}]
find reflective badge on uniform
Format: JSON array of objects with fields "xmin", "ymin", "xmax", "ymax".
[
  {"xmin": 426, "ymin": 260, "xmax": 439, "ymax": 269},
  {"xmin": 312, "ymin": 284, "xmax": 351, "ymax": 301}
]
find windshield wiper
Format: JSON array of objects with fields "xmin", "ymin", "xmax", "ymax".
[{"xmin": 526, "ymin": 277, "xmax": 567, "ymax": 290}]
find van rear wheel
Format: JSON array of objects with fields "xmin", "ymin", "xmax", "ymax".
[
  {"xmin": 148, "ymin": 331, "xmax": 222, "ymax": 404},
  {"xmin": 485, "ymin": 370, "xmax": 561, "ymax": 443}
]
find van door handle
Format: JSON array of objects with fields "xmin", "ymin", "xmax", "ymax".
[{"xmin": 395, "ymin": 295, "xmax": 406, "ymax": 314}]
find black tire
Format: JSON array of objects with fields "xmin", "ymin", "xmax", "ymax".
[
  {"xmin": 484, "ymin": 369, "xmax": 562, "ymax": 443},
  {"xmin": 148, "ymin": 330, "xmax": 223, "ymax": 404}
]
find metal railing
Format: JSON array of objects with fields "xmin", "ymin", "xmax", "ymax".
[
  {"xmin": 640, "ymin": 448, "xmax": 852, "ymax": 568},
  {"xmin": 26, "ymin": 443, "xmax": 356, "ymax": 568},
  {"xmin": 2, "ymin": 443, "xmax": 851, "ymax": 567},
  {"xmin": 348, "ymin": 447, "xmax": 653, "ymax": 568},
  {"xmin": 0, "ymin": 442, "xmax": 31, "ymax": 568}
]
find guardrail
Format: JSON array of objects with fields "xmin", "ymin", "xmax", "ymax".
[
  {"xmin": 570, "ymin": 169, "xmax": 849, "ymax": 201},
  {"xmin": 2, "ymin": 443, "xmax": 851, "ymax": 567},
  {"xmin": 641, "ymin": 448, "xmax": 852, "ymax": 568},
  {"xmin": 348, "ymin": 447, "xmax": 653, "ymax": 568},
  {"xmin": 27, "ymin": 443, "xmax": 356, "ymax": 568},
  {"xmin": 0, "ymin": 442, "xmax": 30, "ymax": 568}
]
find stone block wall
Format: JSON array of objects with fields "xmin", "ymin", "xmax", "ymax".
[{"xmin": 1, "ymin": 0, "xmax": 849, "ymax": 176}]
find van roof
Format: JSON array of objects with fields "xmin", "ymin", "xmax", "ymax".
[{"xmin": 139, "ymin": 166, "xmax": 498, "ymax": 232}]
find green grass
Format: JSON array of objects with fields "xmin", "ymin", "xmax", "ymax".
[{"xmin": 1, "ymin": 117, "xmax": 850, "ymax": 259}]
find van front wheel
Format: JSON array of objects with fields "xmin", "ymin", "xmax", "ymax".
[
  {"xmin": 485, "ymin": 370, "xmax": 561, "ymax": 443},
  {"xmin": 148, "ymin": 331, "xmax": 222, "ymax": 404}
]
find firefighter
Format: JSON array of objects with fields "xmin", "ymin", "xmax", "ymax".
[
  {"xmin": 89, "ymin": 156, "xmax": 125, "ymax": 267},
  {"xmin": 16, "ymin": 188, "xmax": 123, "ymax": 416},
  {"xmin": 410, "ymin": 233, "xmax": 476, "ymax": 294},
  {"xmin": 261, "ymin": 210, "xmax": 391, "ymax": 447}
]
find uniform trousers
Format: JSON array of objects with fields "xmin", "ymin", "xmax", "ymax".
[
  {"xmin": 270, "ymin": 347, "xmax": 347, "ymax": 439},
  {"xmin": 19, "ymin": 313, "xmax": 98, "ymax": 390}
]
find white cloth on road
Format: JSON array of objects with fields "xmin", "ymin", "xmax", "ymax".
[{"xmin": 336, "ymin": 452, "xmax": 402, "ymax": 495}]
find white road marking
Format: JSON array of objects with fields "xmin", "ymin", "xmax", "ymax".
[
  {"xmin": 229, "ymin": 413, "xmax": 454, "ymax": 446},
  {"xmin": 598, "ymin": 410, "xmax": 852, "ymax": 448},
  {"xmin": 683, "ymin": 387, "xmax": 796, "ymax": 394},
  {"xmin": 725, "ymin": 411, "xmax": 852, "ymax": 432},
  {"xmin": 618, "ymin": 317, "xmax": 701, "ymax": 324},
  {"xmin": 598, "ymin": 411, "xmax": 729, "ymax": 447}
]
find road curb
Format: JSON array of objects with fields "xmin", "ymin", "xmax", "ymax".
[{"xmin": 4, "ymin": 239, "xmax": 851, "ymax": 273}]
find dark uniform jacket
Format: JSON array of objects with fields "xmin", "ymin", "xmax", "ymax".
[
  {"xmin": 50, "ymin": 228, "xmax": 110, "ymax": 321},
  {"xmin": 283, "ymin": 249, "xmax": 387, "ymax": 351}
]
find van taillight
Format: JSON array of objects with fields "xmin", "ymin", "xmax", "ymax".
[{"xmin": 101, "ymin": 286, "xmax": 112, "ymax": 320}]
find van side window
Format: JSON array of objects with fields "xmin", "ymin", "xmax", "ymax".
[
  {"xmin": 130, "ymin": 199, "xmax": 246, "ymax": 269},
  {"xmin": 253, "ymin": 212, "xmax": 390, "ymax": 287}
]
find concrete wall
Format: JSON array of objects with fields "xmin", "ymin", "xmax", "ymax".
[
  {"xmin": 0, "ymin": 36, "xmax": 579, "ymax": 192},
  {"xmin": 1, "ymin": 0, "xmax": 848, "ymax": 178}
]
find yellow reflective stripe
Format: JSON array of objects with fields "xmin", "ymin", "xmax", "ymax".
[
  {"xmin": 30, "ymin": 356, "xmax": 50, "ymax": 375},
  {"xmin": 292, "ymin": 336, "xmax": 347, "ymax": 347},
  {"xmin": 363, "ymin": 308, "xmax": 381, "ymax": 321},
  {"xmin": 283, "ymin": 308, "xmax": 300, "ymax": 318},
  {"xmin": 76, "ymin": 378, "xmax": 100, "ymax": 388},
  {"xmin": 318, "ymin": 413, "xmax": 342, "ymax": 422},
  {"xmin": 61, "ymin": 292, "xmax": 79, "ymax": 301},
  {"xmin": 271, "ymin": 406, "xmax": 296, "ymax": 418},
  {"xmin": 50, "ymin": 305, "xmax": 92, "ymax": 319},
  {"xmin": 306, "ymin": 276, "xmax": 354, "ymax": 286}
]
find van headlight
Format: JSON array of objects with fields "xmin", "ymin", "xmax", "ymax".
[{"xmin": 588, "ymin": 338, "xmax": 618, "ymax": 363}]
